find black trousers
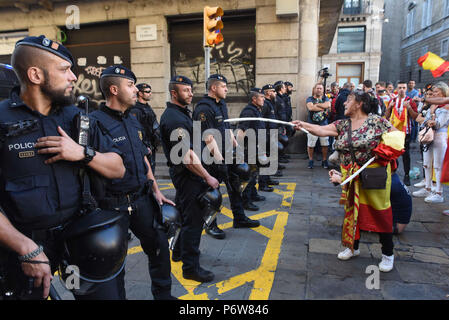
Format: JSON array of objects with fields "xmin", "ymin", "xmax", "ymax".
[
  {"xmin": 353, "ymin": 232, "xmax": 394, "ymax": 256},
  {"xmin": 402, "ymin": 134, "xmax": 411, "ymax": 176},
  {"xmin": 112, "ymin": 194, "xmax": 172, "ymax": 300},
  {"xmin": 171, "ymin": 171, "xmax": 209, "ymax": 274},
  {"xmin": 242, "ymin": 172, "xmax": 258, "ymax": 202}
]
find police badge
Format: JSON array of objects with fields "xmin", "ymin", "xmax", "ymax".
[
  {"xmin": 199, "ymin": 113, "xmax": 207, "ymax": 122},
  {"xmin": 138, "ymin": 131, "xmax": 143, "ymax": 141}
]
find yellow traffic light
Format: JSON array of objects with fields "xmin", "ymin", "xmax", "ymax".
[{"xmin": 203, "ymin": 6, "xmax": 224, "ymax": 47}]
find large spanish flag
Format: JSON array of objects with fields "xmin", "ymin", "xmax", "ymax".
[
  {"xmin": 418, "ymin": 52, "xmax": 449, "ymax": 78},
  {"xmin": 441, "ymin": 130, "xmax": 449, "ymax": 184}
]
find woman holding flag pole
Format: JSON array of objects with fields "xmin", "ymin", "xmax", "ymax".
[{"xmin": 293, "ymin": 90, "xmax": 405, "ymax": 272}]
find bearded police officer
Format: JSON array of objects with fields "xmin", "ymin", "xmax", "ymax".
[
  {"xmin": 129, "ymin": 83, "xmax": 161, "ymax": 173},
  {"xmin": 192, "ymin": 74, "xmax": 260, "ymax": 239},
  {"xmin": 0, "ymin": 36, "xmax": 126, "ymax": 300},
  {"xmin": 237, "ymin": 88, "xmax": 268, "ymax": 210},
  {"xmin": 89, "ymin": 66, "xmax": 176, "ymax": 300},
  {"xmin": 283, "ymin": 81, "xmax": 294, "ymax": 140},
  {"xmin": 160, "ymin": 76, "xmax": 222, "ymax": 283}
]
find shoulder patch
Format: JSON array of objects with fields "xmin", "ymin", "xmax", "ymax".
[{"xmin": 199, "ymin": 112, "xmax": 207, "ymax": 122}]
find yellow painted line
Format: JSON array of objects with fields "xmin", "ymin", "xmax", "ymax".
[{"xmin": 125, "ymin": 182, "xmax": 296, "ymax": 300}]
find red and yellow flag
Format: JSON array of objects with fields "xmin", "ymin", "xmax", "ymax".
[{"xmin": 418, "ymin": 52, "xmax": 449, "ymax": 78}]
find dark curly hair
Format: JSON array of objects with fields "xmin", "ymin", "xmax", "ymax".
[{"xmin": 349, "ymin": 89, "xmax": 379, "ymax": 115}]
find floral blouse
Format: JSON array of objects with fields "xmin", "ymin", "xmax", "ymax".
[{"xmin": 334, "ymin": 114, "xmax": 392, "ymax": 166}]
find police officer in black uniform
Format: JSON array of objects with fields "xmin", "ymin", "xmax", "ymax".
[
  {"xmin": 237, "ymin": 88, "xmax": 268, "ymax": 209},
  {"xmin": 160, "ymin": 75, "xmax": 219, "ymax": 283},
  {"xmin": 89, "ymin": 66, "xmax": 176, "ymax": 300},
  {"xmin": 259, "ymin": 84, "xmax": 280, "ymax": 191},
  {"xmin": 129, "ymin": 83, "xmax": 161, "ymax": 173},
  {"xmin": 0, "ymin": 35, "xmax": 126, "ymax": 300},
  {"xmin": 192, "ymin": 74, "xmax": 260, "ymax": 239},
  {"xmin": 283, "ymin": 81, "xmax": 294, "ymax": 141}
]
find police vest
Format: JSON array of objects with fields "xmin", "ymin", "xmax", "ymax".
[
  {"xmin": 90, "ymin": 105, "xmax": 149, "ymax": 195},
  {"xmin": 262, "ymin": 100, "xmax": 278, "ymax": 130},
  {"xmin": 0, "ymin": 98, "xmax": 81, "ymax": 230},
  {"xmin": 195, "ymin": 96, "xmax": 231, "ymax": 134}
]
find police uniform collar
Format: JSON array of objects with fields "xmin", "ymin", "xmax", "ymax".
[
  {"xmin": 166, "ymin": 101, "xmax": 191, "ymax": 116},
  {"xmin": 100, "ymin": 103, "xmax": 131, "ymax": 119},
  {"xmin": 9, "ymin": 86, "xmax": 25, "ymax": 108},
  {"xmin": 204, "ymin": 94, "xmax": 223, "ymax": 105}
]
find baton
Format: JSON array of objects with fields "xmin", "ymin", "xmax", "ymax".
[
  {"xmin": 340, "ymin": 157, "xmax": 376, "ymax": 187},
  {"xmin": 224, "ymin": 118, "xmax": 311, "ymax": 135}
]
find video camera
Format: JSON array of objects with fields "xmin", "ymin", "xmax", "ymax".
[{"xmin": 318, "ymin": 67, "xmax": 332, "ymax": 79}]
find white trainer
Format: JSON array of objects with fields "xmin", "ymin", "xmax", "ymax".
[
  {"xmin": 424, "ymin": 193, "xmax": 444, "ymax": 203},
  {"xmin": 337, "ymin": 248, "xmax": 360, "ymax": 261},
  {"xmin": 412, "ymin": 188, "xmax": 431, "ymax": 198},
  {"xmin": 378, "ymin": 254, "xmax": 394, "ymax": 272},
  {"xmin": 414, "ymin": 179, "xmax": 426, "ymax": 188}
]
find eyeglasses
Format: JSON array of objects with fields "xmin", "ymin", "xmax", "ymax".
[{"xmin": 142, "ymin": 90, "xmax": 152, "ymax": 94}]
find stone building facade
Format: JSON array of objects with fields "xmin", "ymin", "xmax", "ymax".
[{"xmin": 0, "ymin": 0, "xmax": 344, "ymax": 152}]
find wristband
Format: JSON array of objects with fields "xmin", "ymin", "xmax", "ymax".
[{"xmin": 18, "ymin": 245, "xmax": 43, "ymax": 262}]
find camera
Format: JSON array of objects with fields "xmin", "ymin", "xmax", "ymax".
[{"xmin": 318, "ymin": 67, "xmax": 332, "ymax": 79}]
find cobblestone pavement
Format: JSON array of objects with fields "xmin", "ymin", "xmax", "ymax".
[{"xmin": 53, "ymin": 142, "xmax": 449, "ymax": 300}]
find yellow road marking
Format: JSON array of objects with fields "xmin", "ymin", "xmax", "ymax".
[{"xmin": 127, "ymin": 182, "xmax": 296, "ymax": 300}]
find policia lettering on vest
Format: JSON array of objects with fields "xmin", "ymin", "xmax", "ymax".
[
  {"xmin": 90, "ymin": 65, "xmax": 177, "ymax": 300},
  {"xmin": 0, "ymin": 35, "xmax": 127, "ymax": 300}
]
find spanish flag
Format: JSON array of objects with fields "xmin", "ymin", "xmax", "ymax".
[
  {"xmin": 339, "ymin": 131, "xmax": 404, "ymax": 251},
  {"xmin": 418, "ymin": 52, "xmax": 449, "ymax": 78}
]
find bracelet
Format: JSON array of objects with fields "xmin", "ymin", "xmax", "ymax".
[
  {"xmin": 18, "ymin": 245, "xmax": 43, "ymax": 262},
  {"xmin": 21, "ymin": 260, "xmax": 50, "ymax": 265}
]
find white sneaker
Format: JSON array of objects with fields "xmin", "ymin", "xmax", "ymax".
[
  {"xmin": 424, "ymin": 193, "xmax": 444, "ymax": 203},
  {"xmin": 337, "ymin": 248, "xmax": 360, "ymax": 261},
  {"xmin": 414, "ymin": 179, "xmax": 426, "ymax": 188},
  {"xmin": 379, "ymin": 254, "xmax": 394, "ymax": 272},
  {"xmin": 412, "ymin": 188, "xmax": 431, "ymax": 198}
]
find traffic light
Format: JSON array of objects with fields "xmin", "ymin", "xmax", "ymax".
[{"xmin": 203, "ymin": 6, "xmax": 224, "ymax": 47}]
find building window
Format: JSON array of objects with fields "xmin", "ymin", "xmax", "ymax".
[
  {"xmin": 336, "ymin": 63, "xmax": 364, "ymax": 87},
  {"xmin": 421, "ymin": 45, "xmax": 429, "ymax": 57},
  {"xmin": 406, "ymin": 8, "xmax": 415, "ymax": 37},
  {"xmin": 422, "ymin": 0, "xmax": 433, "ymax": 29},
  {"xmin": 445, "ymin": 0, "xmax": 449, "ymax": 16},
  {"xmin": 337, "ymin": 26, "xmax": 366, "ymax": 53},
  {"xmin": 442, "ymin": 38, "xmax": 449, "ymax": 57},
  {"xmin": 343, "ymin": 0, "xmax": 362, "ymax": 15},
  {"xmin": 406, "ymin": 52, "xmax": 412, "ymax": 67}
]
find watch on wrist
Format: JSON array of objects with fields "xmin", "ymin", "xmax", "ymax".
[{"xmin": 83, "ymin": 146, "xmax": 96, "ymax": 164}]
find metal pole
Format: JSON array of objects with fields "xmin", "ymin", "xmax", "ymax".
[{"xmin": 205, "ymin": 46, "xmax": 211, "ymax": 94}]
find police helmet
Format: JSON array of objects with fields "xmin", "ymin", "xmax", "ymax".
[
  {"xmin": 59, "ymin": 209, "xmax": 128, "ymax": 295},
  {"xmin": 230, "ymin": 163, "xmax": 251, "ymax": 182},
  {"xmin": 198, "ymin": 188, "xmax": 223, "ymax": 227},
  {"xmin": 160, "ymin": 203, "xmax": 181, "ymax": 236}
]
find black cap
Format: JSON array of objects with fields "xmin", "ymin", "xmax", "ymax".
[
  {"xmin": 136, "ymin": 83, "xmax": 151, "ymax": 91},
  {"xmin": 101, "ymin": 65, "xmax": 137, "ymax": 83},
  {"xmin": 208, "ymin": 74, "xmax": 227, "ymax": 84},
  {"xmin": 262, "ymin": 84, "xmax": 274, "ymax": 91},
  {"xmin": 250, "ymin": 88, "xmax": 263, "ymax": 94},
  {"xmin": 170, "ymin": 75, "xmax": 193, "ymax": 87},
  {"xmin": 15, "ymin": 35, "xmax": 74, "ymax": 66},
  {"xmin": 284, "ymin": 81, "xmax": 293, "ymax": 87},
  {"xmin": 274, "ymin": 81, "xmax": 284, "ymax": 87}
]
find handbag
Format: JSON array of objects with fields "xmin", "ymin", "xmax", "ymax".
[
  {"xmin": 418, "ymin": 126, "xmax": 434, "ymax": 145},
  {"xmin": 347, "ymin": 119, "xmax": 387, "ymax": 189}
]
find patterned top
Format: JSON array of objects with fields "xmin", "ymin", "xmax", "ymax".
[{"xmin": 334, "ymin": 114, "xmax": 392, "ymax": 166}]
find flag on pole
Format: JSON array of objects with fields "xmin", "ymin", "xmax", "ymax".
[{"xmin": 418, "ymin": 52, "xmax": 449, "ymax": 78}]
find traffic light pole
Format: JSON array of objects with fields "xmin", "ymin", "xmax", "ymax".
[{"xmin": 204, "ymin": 46, "xmax": 211, "ymax": 94}]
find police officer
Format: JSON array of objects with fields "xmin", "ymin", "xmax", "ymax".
[
  {"xmin": 237, "ymin": 88, "xmax": 268, "ymax": 210},
  {"xmin": 89, "ymin": 66, "xmax": 176, "ymax": 300},
  {"xmin": 160, "ymin": 75, "xmax": 219, "ymax": 283},
  {"xmin": 0, "ymin": 35, "xmax": 126, "ymax": 300},
  {"xmin": 192, "ymin": 74, "xmax": 260, "ymax": 239},
  {"xmin": 283, "ymin": 81, "xmax": 294, "ymax": 140},
  {"xmin": 129, "ymin": 83, "xmax": 161, "ymax": 173},
  {"xmin": 259, "ymin": 84, "xmax": 280, "ymax": 191}
]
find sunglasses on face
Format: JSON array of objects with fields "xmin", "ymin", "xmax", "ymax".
[{"xmin": 142, "ymin": 90, "xmax": 152, "ymax": 94}]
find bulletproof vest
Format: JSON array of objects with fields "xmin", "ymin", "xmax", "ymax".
[
  {"xmin": 90, "ymin": 105, "xmax": 148, "ymax": 195},
  {"xmin": 195, "ymin": 96, "xmax": 230, "ymax": 133},
  {"xmin": 129, "ymin": 102, "xmax": 160, "ymax": 149},
  {"xmin": 262, "ymin": 100, "xmax": 278, "ymax": 130},
  {"xmin": 274, "ymin": 94, "xmax": 287, "ymax": 121},
  {"xmin": 241, "ymin": 104, "xmax": 265, "ymax": 130},
  {"xmin": 0, "ymin": 99, "xmax": 81, "ymax": 230}
]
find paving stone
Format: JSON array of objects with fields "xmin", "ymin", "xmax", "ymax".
[
  {"xmin": 397, "ymin": 231, "xmax": 449, "ymax": 247},
  {"xmin": 412, "ymin": 246, "xmax": 449, "ymax": 265},
  {"xmin": 395, "ymin": 261, "xmax": 449, "ymax": 286},
  {"xmin": 381, "ymin": 281, "xmax": 449, "ymax": 300}
]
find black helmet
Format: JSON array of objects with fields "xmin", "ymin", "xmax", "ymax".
[
  {"xmin": 279, "ymin": 132, "xmax": 289, "ymax": 148},
  {"xmin": 230, "ymin": 162, "xmax": 250, "ymax": 181},
  {"xmin": 160, "ymin": 203, "xmax": 182, "ymax": 250},
  {"xmin": 198, "ymin": 188, "xmax": 223, "ymax": 227},
  {"xmin": 59, "ymin": 209, "xmax": 128, "ymax": 295}
]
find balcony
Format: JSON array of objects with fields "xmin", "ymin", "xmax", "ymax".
[{"xmin": 341, "ymin": 0, "xmax": 371, "ymax": 16}]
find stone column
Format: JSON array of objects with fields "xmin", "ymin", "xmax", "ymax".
[{"xmin": 288, "ymin": 0, "xmax": 320, "ymax": 153}]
